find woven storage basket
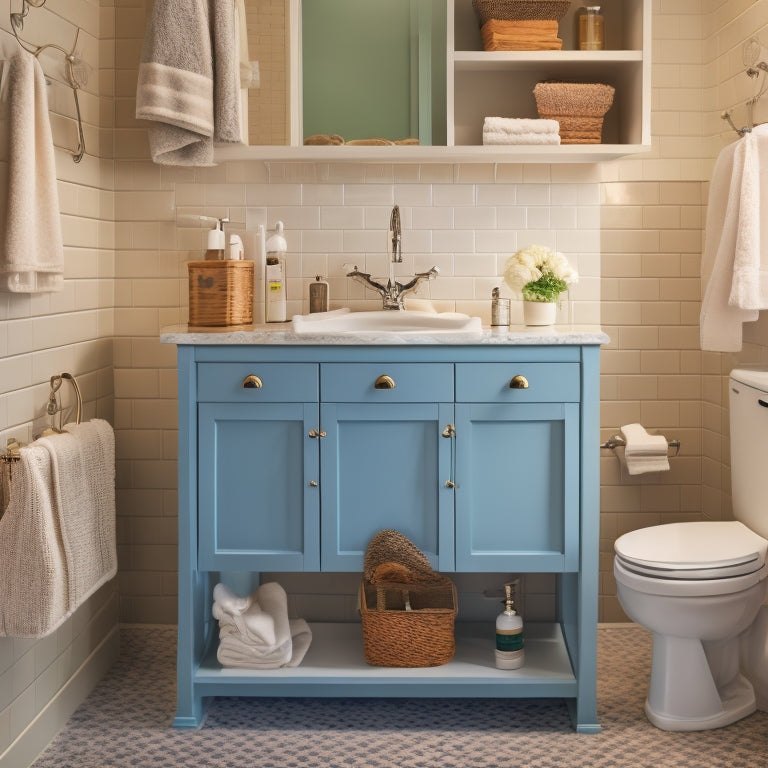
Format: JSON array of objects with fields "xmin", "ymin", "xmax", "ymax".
[
  {"xmin": 533, "ymin": 81, "xmax": 615, "ymax": 144},
  {"xmin": 472, "ymin": 0, "xmax": 571, "ymax": 25},
  {"xmin": 188, "ymin": 261, "xmax": 254, "ymax": 327},
  {"xmin": 360, "ymin": 530, "xmax": 457, "ymax": 668}
]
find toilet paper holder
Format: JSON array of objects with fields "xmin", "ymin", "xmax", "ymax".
[{"xmin": 600, "ymin": 435, "xmax": 681, "ymax": 456}]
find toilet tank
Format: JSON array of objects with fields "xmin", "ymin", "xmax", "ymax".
[{"xmin": 730, "ymin": 367, "xmax": 768, "ymax": 540}]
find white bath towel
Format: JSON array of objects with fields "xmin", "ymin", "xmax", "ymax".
[
  {"xmin": 483, "ymin": 130, "xmax": 561, "ymax": 145},
  {"xmin": 0, "ymin": 38, "xmax": 64, "ymax": 293},
  {"xmin": 38, "ymin": 420, "xmax": 117, "ymax": 611},
  {"xmin": 619, "ymin": 423, "xmax": 669, "ymax": 475},
  {"xmin": 136, "ymin": 0, "xmax": 243, "ymax": 166},
  {"xmin": 729, "ymin": 124, "xmax": 768, "ymax": 310},
  {"xmin": 213, "ymin": 581, "xmax": 313, "ymax": 669},
  {"xmin": 483, "ymin": 117, "xmax": 560, "ymax": 134},
  {"xmin": 0, "ymin": 443, "xmax": 68, "ymax": 637},
  {"xmin": 700, "ymin": 134, "xmax": 760, "ymax": 351}
]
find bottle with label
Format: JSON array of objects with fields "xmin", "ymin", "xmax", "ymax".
[
  {"xmin": 495, "ymin": 583, "xmax": 524, "ymax": 669},
  {"xmin": 309, "ymin": 275, "xmax": 329, "ymax": 313},
  {"xmin": 265, "ymin": 221, "xmax": 287, "ymax": 322},
  {"xmin": 578, "ymin": 5, "xmax": 604, "ymax": 50}
]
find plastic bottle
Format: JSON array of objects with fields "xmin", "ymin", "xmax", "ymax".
[
  {"xmin": 265, "ymin": 221, "xmax": 287, "ymax": 322},
  {"xmin": 578, "ymin": 6, "xmax": 604, "ymax": 51},
  {"xmin": 204, "ymin": 218, "xmax": 227, "ymax": 260},
  {"xmin": 495, "ymin": 583, "xmax": 524, "ymax": 669}
]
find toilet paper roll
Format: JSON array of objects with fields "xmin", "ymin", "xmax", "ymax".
[{"xmin": 619, "ymin": 423, "xmax": 670, "ymax": 475}]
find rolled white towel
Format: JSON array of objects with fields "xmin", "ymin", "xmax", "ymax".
[
  {"xmin": 483, "ymin": 116, "xmax": 560, "ymax": 135},
  {"xmin": 483, "ymin": 131, "xmax": 561, "ymax": 146}
]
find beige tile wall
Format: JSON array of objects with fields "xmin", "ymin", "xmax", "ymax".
[{"xmin": 0, "ymin": 0, "xmax": 118, "ymax": 760}]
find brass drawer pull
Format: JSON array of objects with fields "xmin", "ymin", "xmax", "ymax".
[
  {"xmin": 374, "ymin": 375, "xmax": 396, "ymax": 390},
  {"xmin": 242, "ymin": 375, "xmax": 263, "ymax": 389},
  {"xmin": 509, "ymin": 375, "xmax": 529, "ymax": 389}
]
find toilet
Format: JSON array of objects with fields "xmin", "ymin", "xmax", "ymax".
[{"xmin": 613, "ymin": 367, "xmax": 768, "ymax": 731}]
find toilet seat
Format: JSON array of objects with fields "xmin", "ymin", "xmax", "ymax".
[{"xmin": 614, "ymin": 521, "xmax": 768, "ymax": 580}]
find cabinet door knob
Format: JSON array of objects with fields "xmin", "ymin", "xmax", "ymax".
[
  {"xmin": 308, "ymin": 480, "xmax": 318, "ymax": 487},
  {"xmin": 445, "ymin": 480, "xmax": 456, "ymax": 488},
  {"xmin": 509, "ymin": 375, "xmax": 529, "ymax": 389},
  {"xmin": 242, "ymin": 375, "xmax": 263, "ymax": 389},
  {"xmin": 374, "ymin": 374, "xmax": 396, "ymax": 390},
  {"xmin": 308, "ymin": 429, "xmax": 326, "ymax": 439}
]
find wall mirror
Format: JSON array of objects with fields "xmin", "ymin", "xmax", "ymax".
[{"xmin": 243, "ymin": 0, "xmax": 447, "ymax": 148}]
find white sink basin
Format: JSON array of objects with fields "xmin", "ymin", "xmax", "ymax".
[{"xmin": 291, "ymin": 308, "xmax": 483, "ymax": 336}]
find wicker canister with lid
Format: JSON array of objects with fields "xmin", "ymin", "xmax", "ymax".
[
  {"xmin": 533, "ymin": 81, "xmax": 615, "ymax": 143},
  {"xmin": 187, "ymin": 260, "xmax": 254, "ymax": 327}
]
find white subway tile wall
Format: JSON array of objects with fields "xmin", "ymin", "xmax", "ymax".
[{"xmin": 3, "ymin": 0, "xmax": 768, "ymax": 756}]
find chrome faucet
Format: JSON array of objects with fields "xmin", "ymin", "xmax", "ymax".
[
  {"xmin": 347, "ymin": 264, "xmax": 440, "ymax": 310},
  {"xmin": 347, "ymin": 205, "xmax": 440, "ymax": 310}
]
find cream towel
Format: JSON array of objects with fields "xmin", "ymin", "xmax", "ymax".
[
  {"xmin": 214, "ymin": 581, "xmax": 313, "ymax": 669},
  {"xmin": 38, "ymin": 420, "xmax": 117, "ymax": 611},
  {"xmin": 483, "ymin": 131, "xmax": 561, "ymax": 145},
  {"xmin": 0, "ymin": 38, "xmax": 64, "ymax": 293},
  {"xmin": 136, "ymin": 0, "xmax": 243, "ymax": 165},
  {"xmin": 483, "ymin": 117, "xmax": 560, "ymax": 134},
  {"xmin": 0, "ymin": 443, "xmax": 68, "ymax": 637},
  {"xmin": 700, "ymin": 135, "xmax": 759, "ymax": 351},
  {"xmin": 729, "ymin": 124, "xmax": 768, "ymax": 310}
]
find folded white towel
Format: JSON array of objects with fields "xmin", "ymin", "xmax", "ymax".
[
  {"xmin": 483, "ymin": 130, "xmax": 561, "ymax": 146},
  {"xmin": 213, "ymin": 581, "xmax": 313, "ymax": 669},
  {"xmin": 700, "ymin": 134, "xmax": 759, "ymax": 351},
  {"xmin": 483, "ymin": 117, "xmax": 560, "ymax": 134},
  {"xmin": 729, "ymin": 124, "xmax": 768, "ymax": 311},
  {"xmin": 0, "ymin": 39, "xmax": 64, "ymax": 293}
]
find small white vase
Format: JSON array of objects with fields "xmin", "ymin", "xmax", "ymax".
[{"xmin": 523, "ymin": 300, "xmax": 557, "ymax": 326}]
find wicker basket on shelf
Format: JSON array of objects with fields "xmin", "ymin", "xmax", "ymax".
[
  {"xmin": 360, "ymin": 530, "xmax": 457, "ymax": 668},
  {"xmin": 472, "ymin": 0, "xmax": 571, "ymax": 25},
  {"xmin": 533, "ymin": 81, "xmax": 615, "ymax": 144},
  {"xmin": 187, "ymin": 260, "xmax": 254, "ymax": 327}
]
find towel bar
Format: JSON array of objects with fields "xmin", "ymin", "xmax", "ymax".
[{"xmin": 600, "ymin": 435, "xmax": 681, "ymax": 457}]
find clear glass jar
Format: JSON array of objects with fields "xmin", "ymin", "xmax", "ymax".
[{"xmin": 578, "ymin": 6, "xmax": 604, "ymax": 51}]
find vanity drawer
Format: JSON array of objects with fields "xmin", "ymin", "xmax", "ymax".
[
  {"xmin": 456, "ymin": 363, "xmax": 580, "ymax": 403},
  {"xmin": 197, "ymin": 363, "xmax": 319, "ymax": 402},
  {"xmin": 321, "ymin": 363, "xmax": 454, "ymax": 402}
]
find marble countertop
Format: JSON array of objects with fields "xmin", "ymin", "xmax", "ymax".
[{"xmin": 160, "ymin": 323, "xmax": 610, "ymax": 346}]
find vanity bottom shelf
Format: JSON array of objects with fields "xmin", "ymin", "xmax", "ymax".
[{"xmin": 193, "ymin": 621, "xmax": 577, "ymax": 699}]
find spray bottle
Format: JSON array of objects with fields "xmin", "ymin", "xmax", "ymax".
[
  {"xmin": 265, "ymin": 221, "xmax": 287, "ymax": 322},
  {"xmin": 495, "ymin": 582, "xmax": 524, "ymax": 669}
]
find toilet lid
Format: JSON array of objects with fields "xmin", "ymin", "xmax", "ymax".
[{"xmin": 614, "ymin": 521, "xmax": 768, "ymax": 580}]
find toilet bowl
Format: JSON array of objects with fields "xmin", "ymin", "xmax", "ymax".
[
  {"xmin": 614, "ymin": 524, "xmax": 768, "ymax": 730},
  {"xmin": 612, "ymin": 368, "xmax": 768, "ymax": 731}
]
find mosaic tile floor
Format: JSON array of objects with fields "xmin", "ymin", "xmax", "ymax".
[{"xmin": 31, "ymin": 624, "xmax": 768, "ymax": 768}]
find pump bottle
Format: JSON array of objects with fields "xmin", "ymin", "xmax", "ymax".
[
  {"xmin": 495, "ymin": 583, "xmax": 524, "ymax": 669},
  {"xmin": 265, "ymin": 221, "xmax": 287, "ymax": 322}
]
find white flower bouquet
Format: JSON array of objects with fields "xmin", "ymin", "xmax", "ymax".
[{"xmin": 503, "ymin": 245, "xmax": 578, "ymax": 303}]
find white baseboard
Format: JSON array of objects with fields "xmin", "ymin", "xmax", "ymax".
[{"xmin": 0, "ymin": 625, "xmax": 120, "ymax": 768}]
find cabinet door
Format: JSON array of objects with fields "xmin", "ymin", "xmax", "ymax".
[
  {"xmin": 320, "ymin": 402, "xmax": 455, "ymax": 572},
  {"xmin": 454, "ymin": 402, "xmax": 580, "ymax": 572},
  {"xmin": 198, "ymin": 402, "xmax": 320, "ymax": 571}
]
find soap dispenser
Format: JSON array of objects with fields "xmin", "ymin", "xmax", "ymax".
[
  {"xmin": 204, "ymin": 217, "xmax": 228, "ymax": 260},
  {"xmin": 265, "ymin": 221, "xmax": 287, "ymax": 322},
  {"xmin": 495, "ymin": 582, "xmax": 524, "ymax": 669}
]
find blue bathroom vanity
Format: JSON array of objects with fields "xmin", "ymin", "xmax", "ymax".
[{"xmin": 162, "ymin": 324, "xmax": 608, "ymax": 732}]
